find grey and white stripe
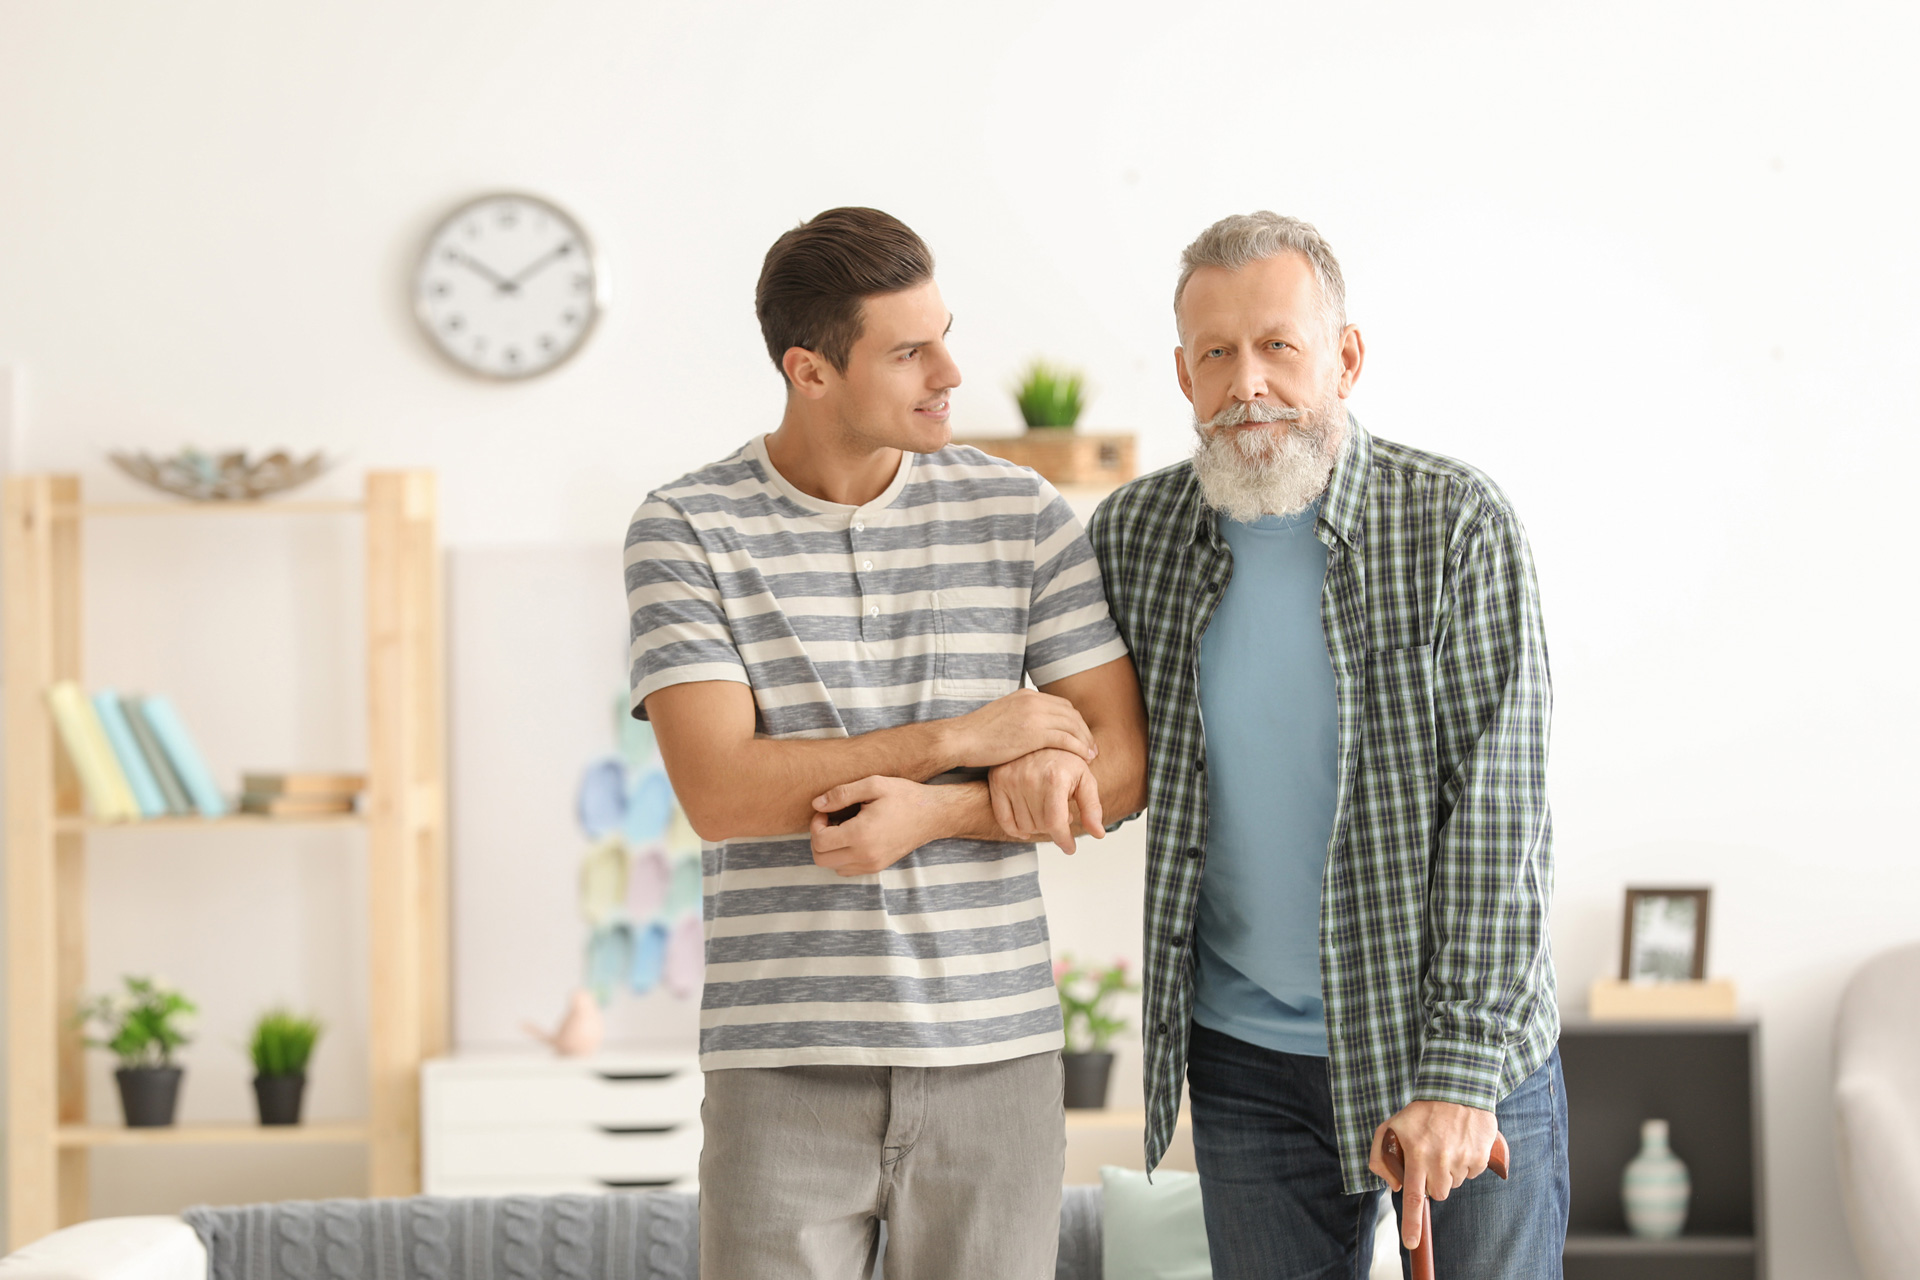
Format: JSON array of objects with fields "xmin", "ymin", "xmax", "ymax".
[{"xmin": 625, "ymin": 435, "xmax": 1126, "ymax": 1069}]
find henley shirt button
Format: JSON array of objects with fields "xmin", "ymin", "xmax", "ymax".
[
  {"xmin": 853, "ymin": 522, "xmax": 865, "ymax": 532},
  {"xmin": 868, "ymin": 605, "xmax": 880, "ymax": 617},
  {"xmin": 861, "ymin": 560, "xmax": 873, "ymax": 570}
]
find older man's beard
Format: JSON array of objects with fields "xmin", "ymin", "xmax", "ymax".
[{"xmin": 1191, "ymin": 392, "xmax": 1349, "ymax": 522}]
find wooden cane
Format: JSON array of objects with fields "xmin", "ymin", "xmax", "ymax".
[{"xmin": 1381, "ymin": 1129, "xmax": 1510, "ymax": 1280}]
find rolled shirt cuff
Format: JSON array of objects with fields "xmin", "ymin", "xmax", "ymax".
[{"xmin": 1410, "ymin": 1034, "xmax": 1506, "ymax": 1113}]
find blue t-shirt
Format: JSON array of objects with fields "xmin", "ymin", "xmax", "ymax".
[{"xmin": 1193, "ymin": 501, "xmax": 1339, "ymax": 1058}]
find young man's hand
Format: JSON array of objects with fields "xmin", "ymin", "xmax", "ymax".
[
  {"xmin": 1367, "ymin": 1099, "xmax": 1500, "ymax": 1250},
  {"xmin": 987, "ymin": 749, "xmax": 1104, "ymax": 854},
  {"xmin": 807, "ymin": 776, "xmax": 955, "ymax": 876},
  {"xmin": 946, "ymin": 689, "xmax": 1098, "ymax": 769}
]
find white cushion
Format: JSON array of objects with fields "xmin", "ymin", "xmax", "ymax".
[
  {"xmin": 0, "ymin": 1217, "xmax": 205, "ymax": 1280},
  {"xmin": 1099, "ymin": 1166, "xmax": 1212, "ymax": 1280}
]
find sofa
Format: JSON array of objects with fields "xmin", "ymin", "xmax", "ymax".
[{"xmin": 0, "ymin": 1189, "xmax": 1104, "ymax": 1280}]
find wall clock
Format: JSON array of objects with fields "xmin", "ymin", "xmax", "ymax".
[{"xmin": 413, "ymin": 192, "xmax": 605, "ymax": 380}]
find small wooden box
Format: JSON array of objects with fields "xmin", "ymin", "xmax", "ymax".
[
  {"xmin": 1588, "ymin": 978, "xmax": 1739, "ymax": 1021},
  {"xmin": 952, "ymin": 431, "xmax": 1137, "ymax": 489}
]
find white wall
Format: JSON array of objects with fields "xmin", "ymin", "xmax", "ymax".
[{"xmin": 2, "ymin": 1, "xmax": 1917, "ymax": 1272}]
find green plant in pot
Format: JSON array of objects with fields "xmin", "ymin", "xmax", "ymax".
[
  {"xmin": 1054, "ymin": 955, "xmax": 1137, "ymax": 1109},
  {"xmin": 249, "ymin": 1008, "xmax": 322, "ymax": 1126},
  {"xmin": 77, "ymin": 975, "xmax": 196, "ymax": 1127},
  {"xmin": 1014, "ymin": 360, "xmax": 1087, "ymax": 430}
]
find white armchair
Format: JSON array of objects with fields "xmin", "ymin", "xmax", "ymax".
[{"xmin": 1835, "ymin": 939, "xmax": 1920, "ymax": 1280}]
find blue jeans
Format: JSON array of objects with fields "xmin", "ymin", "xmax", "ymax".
[{"xmin": 1186, "ymin": 1022, "xmax": 1569, "ymax": 1279}]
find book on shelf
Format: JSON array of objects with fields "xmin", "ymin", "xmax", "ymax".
[
  {"xmin": 121, "ymin": 696, "xmax": 194, "ymax": 816},
  {"xmin": 137, "ymin": 695, "xmax": 228, "ymax": 818},
  {"xmin": 44, "ymin": 681, "xmax": 139, "ymax": 821},
  {"xmin": 91, "ymin": 689, "xmax": 168, "ymax": 819},
  {"xmin": 238, "ymin": 793, "xmax": 358, "ymax": 817},
  {"xmin": 240, "ymin": 772, "xmax": 366, "ymax": 798}
]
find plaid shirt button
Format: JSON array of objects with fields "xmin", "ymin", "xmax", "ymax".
[{"xmin": 1184, "ymin": 846, "xmax": 1201, "ymax": 860}]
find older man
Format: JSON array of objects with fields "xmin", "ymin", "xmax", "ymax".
[{"xmin": 1088, "ymin": 213, "xmax": 1566, "ymax": 1278}]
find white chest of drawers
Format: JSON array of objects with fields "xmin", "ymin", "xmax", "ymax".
[{"xmin": 421, "ymin": 1052, "xmax": 704, "ymax": 1195}]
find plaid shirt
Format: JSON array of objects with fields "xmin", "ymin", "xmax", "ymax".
[{"xmin": 1087, "ymin": 420, "xmax": 1558, "ymax": 1194}]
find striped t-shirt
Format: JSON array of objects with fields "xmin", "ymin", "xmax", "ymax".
[{"xmin": 625, "ymin": 434, "xmax": 1128, "ymax": 1070}]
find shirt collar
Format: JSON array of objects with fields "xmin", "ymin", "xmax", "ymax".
[
  {"xmin": 748, "ymin": 432, "xmax": 916, "ymax": 519},
  {"xmin": 1184, "ymin": 414, "xmax": 1372, "ymax": 550},
  {"xmin": 1318, "ymin": 415, "xmax": 1371, "ymax": 551}
]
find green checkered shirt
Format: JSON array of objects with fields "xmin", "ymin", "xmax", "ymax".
[{"xmin": 1087, "ymin": 419, "xmax": 1559, "ymax": 1194}]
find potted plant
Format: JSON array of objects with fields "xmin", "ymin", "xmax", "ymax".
[
  {"xmin": 1014, "ymin": 360, "xmax": 1087, "ymax": 430},
  {"xmin": 249, "ymin": 1007, "xmax": 323, "ymax": 1125},
  {"xmin": 1054, "ymin": 955, "xmax": 1137, "ymax": 1109},
  {"xmin": 77, "ymin": 975, "xmax": 195, "ymax": 1127}
]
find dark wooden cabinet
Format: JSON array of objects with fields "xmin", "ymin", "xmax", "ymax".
[{"xmin": 1560, "ymin": 1019, "xmax": 1766, "ymax": 1279}]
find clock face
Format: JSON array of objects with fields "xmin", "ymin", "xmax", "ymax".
[{"xmin": 413, "ymin": 192, "xmax": 604, "ymax": 379}]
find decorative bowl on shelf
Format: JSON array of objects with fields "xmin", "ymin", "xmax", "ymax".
[{"xmin": 108, "ymin": 449, "xmax": 332, "ymax": 502}]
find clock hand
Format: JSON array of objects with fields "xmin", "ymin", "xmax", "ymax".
[
  {"xmin": 506, "ymin": 241, "xmax": 575, "ymax": 287},
  {"xmin": 446, "ymin": 249, "xmax": 516, "ymax": 292}
]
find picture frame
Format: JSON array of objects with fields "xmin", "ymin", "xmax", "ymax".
[{"xmin": 1620, "ymin": 886, "xmax": 1711, "ymax": 983}]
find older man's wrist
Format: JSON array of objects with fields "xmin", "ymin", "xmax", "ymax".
[{"xmin": 1411, "ymin": 1035, "xmax": 1506, "ymax": 1113}]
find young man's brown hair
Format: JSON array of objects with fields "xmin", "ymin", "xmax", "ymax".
[{"xmin": 754, "ymin": 206, "xmax": 935, "ymax": 377}]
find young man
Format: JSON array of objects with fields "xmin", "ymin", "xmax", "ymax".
[
  {"xmin": 625, "ymin": 207, "xmax": 1147, "ymax": 1280},
  {"xmin": 1088, "ymin": 213, "xmax": 1566, "ymax": 1278}
]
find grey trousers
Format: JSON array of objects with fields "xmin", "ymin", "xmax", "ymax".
[{"xmin": 699, "ymin": 1052, "xmax": 1066, "ymax": 1280}]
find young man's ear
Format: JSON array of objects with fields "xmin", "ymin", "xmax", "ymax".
[{"xmin": 782, "ymin": 346, "xmax": 833, "ymax": 400}]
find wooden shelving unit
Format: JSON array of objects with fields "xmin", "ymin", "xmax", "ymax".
[
  {"xmin": 3, "ymin": 471, "xmax": 448, "ymax": 1249},
  {"xmin": 54, "ymin": 1122, "xmax": 372, "ymax": 1149},
  {"xmin": 55, "ymin": 813, "xmax": 369, "ymax": 833},
  {"xmin": 1058, "ymin": 1106, "xmax": 1196, "ymax": 1184}
]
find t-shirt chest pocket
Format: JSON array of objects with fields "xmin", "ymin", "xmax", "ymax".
[{"xmin": 933, "ymin": 587, "xmax": 1027, "ymax": 703}]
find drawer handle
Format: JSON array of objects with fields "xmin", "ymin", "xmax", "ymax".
[
  {"xmin": 598, "ymin": 1178, "xmax": 679, "ymax": 1190},
  {"xmin": 597, "ymin": 1124, "xmax": 680, "ymax": 1136},
  {"xmin": 596, "ymin": 1071, "xmax": 679, "ymax": 1083}
]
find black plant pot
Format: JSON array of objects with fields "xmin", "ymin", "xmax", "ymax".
[
  {"xmin": 253, "ymin": 1073, "xmax": 307, "ymax": 1126},
  {"xmin": 115, "ymin": 1066, "xmax": 183, "ymax": 1127},
  {"xmin": 1062, "ymin": 1051, "xmax": 1114, "ymax": 1110}
]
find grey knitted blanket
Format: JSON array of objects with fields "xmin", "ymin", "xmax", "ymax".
[
  {"xmin": 184, "ymin": 1194, "xmax": 698, "ymax": 1280},
  {"xmin": 185, "ymin": 1187, "xmax": 1104, "ymax": 1280}
]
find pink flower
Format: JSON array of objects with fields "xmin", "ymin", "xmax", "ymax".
[{"xmin": 1053, "ymin": 960, "xmax": 1069, "ymax": 984}]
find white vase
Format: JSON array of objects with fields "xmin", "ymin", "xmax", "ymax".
[{"xmin": 1622, "ymin": 1118, "xmax": 1691, "ymax": 1239}]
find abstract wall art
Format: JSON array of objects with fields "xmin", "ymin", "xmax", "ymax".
[{"xmin": 574, "ymin": 693, "xmax": 705, "ymax": 1005}]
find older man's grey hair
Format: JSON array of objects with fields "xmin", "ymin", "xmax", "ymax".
[{"xmin": 1174, "ymin": 212, "xmax": 1347, "ymax": 346}]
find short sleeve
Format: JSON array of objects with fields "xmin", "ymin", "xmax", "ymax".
[
  {"xmin": 1025, "ymin": 477, "xmax": 1129, "ymax": 687},
  {"xmin": 625, "ymin": 494, "xmax": 749, "ymax": 720}
]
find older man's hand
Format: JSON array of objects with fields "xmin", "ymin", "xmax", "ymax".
[
  {"xmin": 1368, "ymin": 1099, "xmax": 1500, "ymax": 1250},
  {"xmin": 987, "ymin": 748, "xmax": 1104, "ymax": 853}
]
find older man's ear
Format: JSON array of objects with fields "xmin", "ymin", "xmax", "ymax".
[{"xmin": 1335, "ymin": 324, "xmax": 1366, "ymax": 398}]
